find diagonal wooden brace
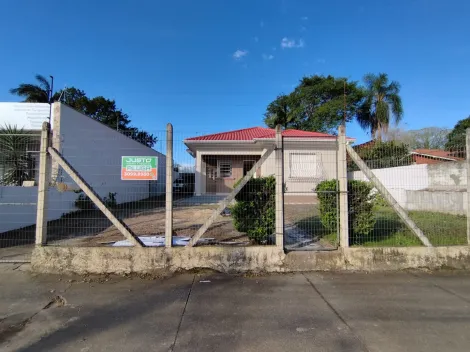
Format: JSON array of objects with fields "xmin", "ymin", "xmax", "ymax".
[
  {"xmin": 188, "ymin": 146, "xmax": 275, "ymax": 247},
  {"xmin": 346, "ymin": 144, "xmax": 432, "ymax": 247},
  {"xmin": 48, "ymin": 147, "xmax": 145, "ymax": 247}
]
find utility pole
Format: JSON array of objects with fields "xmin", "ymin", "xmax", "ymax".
[
  {"xmin": 343, "ymin": 79, "xmax": 346, "ymax": 126},
  {"xmin": 49, "ymin": 75, "xmax": 54, "ymax": 121}
]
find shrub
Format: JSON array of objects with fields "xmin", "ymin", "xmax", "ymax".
[
  {"xmin": 74, "ymin": 191, "xmax": 117, "ymax": 210},
  {"xmin": 231, "ymin": 176, "xmax": 275, "ymax": 244},
  {"xmin": 316, "ymin": 180, "xmax": 375, "ymax": 240},
  {"xmin": 348, "ymin": 140, "xmax": 412, "ymax": 171}
]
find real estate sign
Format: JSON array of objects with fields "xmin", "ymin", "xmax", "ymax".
[{"xmin": 121, "ymin": 156, "xmax": 158, "ymax": 180}]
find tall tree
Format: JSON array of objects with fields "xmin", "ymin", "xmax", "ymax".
[
  {"xmin": 264, "ymin": 94, "xmax": 299, "ymax": 129},
  {"xmin": 385, "ymin": 127, "xmax": 450, "ymax": 150},
  {"xmin": 9, "ymin": 74, "xmax": 52, "ymax": 103},
  {"xmin": 264, "ymin": 75, "xmax": 365, "ymax": 134},
  {"xmin": 445, "ymin": 116, "xmax": 470, "ymax": 149},
  {"xmin": 357, "ymin": 73, "xmax": 403, "ymax": 140},
  {"xmin": 9, "ymin": 76, "xmax": 157, "ymax": 148}
]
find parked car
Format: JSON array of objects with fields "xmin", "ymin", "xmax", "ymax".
[{"xmin": 173, "ymin": 178, "xmax": 191, "ymax": 193}]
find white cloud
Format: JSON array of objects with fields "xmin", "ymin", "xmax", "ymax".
[
  {"xmin": 300, "ymin": 26, "xmax": 307, "ymax": 32},
  {"xmin": 316, "ymin": 58, "xmax": 326, "ymax": 64},
  {"xmin": 233, "ymin": 49, "xmax": 248, "ymax": 60},
  {"xmin": 253, "ymin": 36, "xmax": 259, "ymax": 43},
  {"xmin": 301, "ymin": 16, "xmax": 308, "ymax": 20},
  {"xmin": 260, "ymin": 21, "xmax": 264, "ymax": 28},
  {"xmin": 281, "ymin": 37, "xmax": 305, "ymax": 49},
  {"xmin": 262, "ymin": 54, "xmax": 274, "ymax": 60}
]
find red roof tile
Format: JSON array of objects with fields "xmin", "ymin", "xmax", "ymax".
[
  {"xmin": 412, "ymin": 149, "xmax": 463, "ymax": 160},
  {"xmin": 185, "ymin": 126, "xmax": 342, "ymax": 141}
]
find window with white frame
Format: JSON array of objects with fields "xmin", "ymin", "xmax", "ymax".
[
  {"xmin": 289, "ymin": 153, "xmax": 317, "ymax": 178},
  {"xmin": 218, "ymin": 160, "xmax": 232, "ymax": 178}
]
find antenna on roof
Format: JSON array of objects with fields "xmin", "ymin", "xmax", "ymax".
[{"xmin": 58, "ymin": 85, "xmax": 67, "ymax": 102}]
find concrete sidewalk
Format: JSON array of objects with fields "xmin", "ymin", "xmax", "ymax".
[{"xmin": 1, "ymin": 265, "xmax": 470, "ymax": 352}]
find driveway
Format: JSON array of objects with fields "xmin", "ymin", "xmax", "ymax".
[{"xmin": 1, "ymin": 266, "xmax": 470, "ymax": 352}]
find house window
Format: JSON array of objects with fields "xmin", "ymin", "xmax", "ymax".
[
  {"xmin": 218, "ymin": 160, "xmax": 232, "ymax": 178},
  {"xmin": 289, "ymin": 153, "xmax": 317, "ymax": 178}
]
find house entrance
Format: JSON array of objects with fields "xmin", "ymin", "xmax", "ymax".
[{"xmin": 243, "ymin": 160, "xmax": 255, "ymax": 176}]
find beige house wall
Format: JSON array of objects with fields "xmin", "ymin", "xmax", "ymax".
[{"xmin": 190, "ymin": 140, "xmax": 337, "ymax": 196}]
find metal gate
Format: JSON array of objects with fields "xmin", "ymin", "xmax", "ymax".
[{"xmin": 282, "ymin": 136, "xmax": 340, "ymax": 251}]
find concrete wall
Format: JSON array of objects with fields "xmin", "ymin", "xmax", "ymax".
[
  {"xmin": 53, "ymin": 103, "xmax": 167, "ymax": 204},
  {"xmin": 348, "ymin": 161, "xmax": 468, "ymax": 214},
  {"xmin": 0, "ymin": 186, "xmax": 76, "ymax": 233},
  {"xmin": 405, "ymin": 189, "xmax": 467, "ymax": 215},
  {"xmin": 31, "ymin": 245, "xmax": 470, "ymax": 275}
]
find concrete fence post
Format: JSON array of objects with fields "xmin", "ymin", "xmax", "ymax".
[
  {"xmin": 165, "ymin": 123, "xmax": 174, "ymax": 248},
  {"xmin": 338, "ymin": 125, "xmax": 349, "ymax": 248},
  {"xmin": 35, "ymin": 122, "xmax": 51, "ymax": 245},
  {"xmin": 466, "ymin": 128, "xmax": 470, "ymax": 245},
  {"xmin": 275, "ymin": 125, "xmax": 284, "ymax": 248}
]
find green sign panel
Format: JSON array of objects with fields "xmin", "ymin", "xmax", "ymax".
[{"xmin": 121, "ymin": 156, "xmax": 158, "ymax": 180}]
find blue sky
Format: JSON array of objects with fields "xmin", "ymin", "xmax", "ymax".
[{"xmin": 1, "ymin": 0, "xmax": 469, "ymax": 152}]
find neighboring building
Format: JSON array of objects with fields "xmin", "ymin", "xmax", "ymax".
[
  {"xmin": 184, "ymin": 127, "xmax": 354, "ymax": 196},
  {"xmin": 411, "ymin": 149, "xmax": 464, "ymax": 165}
]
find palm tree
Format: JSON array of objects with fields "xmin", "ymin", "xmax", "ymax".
[
  {"xmin": 0, "ymin": 125, "xmax": 35, "ymax": 186},
  {"xmin": 357, "ymin": 73, "xmax": 403, "ymax": 140},
  {"xmin": 9, "ymin": 74, "xmax": 52, "ymax": 103}
]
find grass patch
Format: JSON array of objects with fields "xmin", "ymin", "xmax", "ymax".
[
  {"xmin": 294, "ymin": 206, "xmax": 467, "ymax": 247},
  {"xmin": 354, "ymin": 206, "xmax": 467, "ymax": 247},
  {"xmin": 295, "ymin": 216, "xmax": 338, "ymax": 246}
]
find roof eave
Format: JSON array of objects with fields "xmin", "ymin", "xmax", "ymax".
[{"xmin": 183, "ymin": 140, "xmax": 257, "ymax": 144}]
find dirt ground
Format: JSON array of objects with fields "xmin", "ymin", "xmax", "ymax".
[
  {"xmin": 65, "ymin": 204, "xmax": 250, "ymax": 246},
  {"xmin": 1, "ymin": 195, "xmax": 319, "ymax": 249}
]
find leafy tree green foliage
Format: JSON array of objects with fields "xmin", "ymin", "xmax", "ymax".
[
  {"xmin": 231, "ymin": 176, "xmax": 275, "ymax": 244},
  {"xmin": 53, "ymin": 88, "xmax": 157, "ymax": 147},
  {"xmin": 0, "ymin": 125, "xmax": 35, "ymax": 186},
  {"xmin": 10, "ymin": 76, "xmax": 156, "ymax": 147},
  {"xmin": 348, "ymin": 141, "xmax": 412, "ymax": 171},
  {"xmin": 316, "ymin": 180, "xmax": 375, "ymax": 242},
  {"xmin": 445, "ymin": 116, "xmax": 470, "ymax": 149},
  {"xmin": 264, "ymin": 75, "xmax": 364, "ymax": 134},
  {"xmin": 357, "ymin": 73, "xmax": 403, "ymax": 140}
]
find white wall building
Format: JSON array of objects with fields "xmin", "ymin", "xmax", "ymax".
[{"xmin": 0, "ymin": 102, "xmax": 169, "ymax": 233}]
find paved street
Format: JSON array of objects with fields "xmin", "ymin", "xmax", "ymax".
[{"xmin": 1, "ymin": 265, "xmax": 470, "ymax": 352}]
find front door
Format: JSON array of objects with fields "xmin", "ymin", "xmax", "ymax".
[
  {"xmin": 243, "ymin": 160, "xmax": 255, "ymax": 176},
  {"xmin": 206, "ymin": 165, "xmax": 217, "ymax": 194}
]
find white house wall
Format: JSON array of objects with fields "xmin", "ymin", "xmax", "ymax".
[
  {"xmin": 0, "ymin": 186, "xmax": 76, "ymax": 233},
  {"xmin": 282, "ymin": 141, "xmax": 338, "ymax": 195},
  {"xmin": 188, "ymin": 140, "xmax": 338, "ymax": 196}
]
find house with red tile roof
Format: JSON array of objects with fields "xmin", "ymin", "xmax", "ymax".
[
  {"xmin": 410, "ymin": 149, "xmax": 464, "ymax": 164},
  {"xmin": 184, "ymin": 126, "xmax": 355, "ymax": 196}
]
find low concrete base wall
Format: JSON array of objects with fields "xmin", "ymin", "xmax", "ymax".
[
  {"xmin": 31, "ymin": 245, "xmax": 470, "ymax": 275},
  {"xmin": 31, "ymin": 246, "xmax": 286, "ymax": 275}
]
